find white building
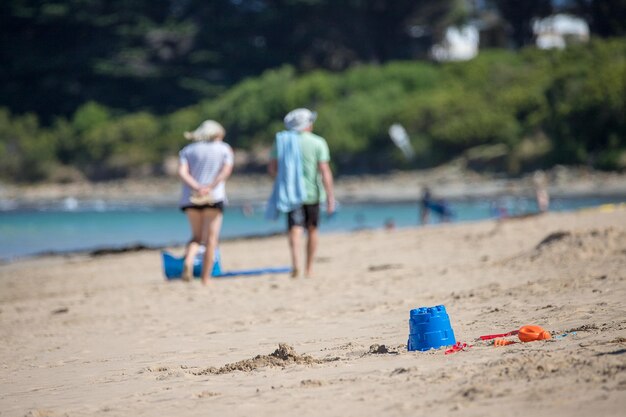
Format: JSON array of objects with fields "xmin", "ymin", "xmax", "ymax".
[
  {"xmin": 431, "ymin": 25, "xmax": 480, "ymax": 62},
  {"xmin": 533, "ymin": 14, "xmax": 590, "ymax": 50}
]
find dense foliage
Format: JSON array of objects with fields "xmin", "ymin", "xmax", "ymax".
[
  {"xmin": 0, "ymin": 0, "xmax": 462, "ymax": 120},
  {"xmin": 1, "ymin": 37, "xmax": 624, "ymax": 182},
  {"xmin": 2, "ymin": 0, "xmax": 622, "ymax": 121}
]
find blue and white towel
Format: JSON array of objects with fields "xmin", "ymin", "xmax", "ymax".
[{"xmin": 265, "ymin": 131, "xmax": 306, "ymax": 220}]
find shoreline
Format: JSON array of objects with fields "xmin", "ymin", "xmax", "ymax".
[
  {"xmin": 3, "ymin": 199, "xmax": 625, "ymax": 265},
  {"xmin": 1, "ymin": 166, "xmax": 626, "ymax": 207},
  {"xmin": 1, "ymin": 165, "xmax": 624, "ymax": 264},
  {"xmin": 0, "ymin": 230, "xmax": 288, "ymax": 265}
]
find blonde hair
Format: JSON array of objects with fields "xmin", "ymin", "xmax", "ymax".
[{"xmin": 184, "ymin": 120, "xmax": 225, "ymax": 141}]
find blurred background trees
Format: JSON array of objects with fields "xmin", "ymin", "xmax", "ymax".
[
  {"xmin": 1, "ymin": 0, "xmax": 625, "ymax": 181},
  {"xmin": 1, "ymin": 0, "xmax": 465, "ymax": 119}
]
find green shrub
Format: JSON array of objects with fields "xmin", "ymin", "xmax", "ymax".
[
  {"xmin": 0, "ymin": 109, "xmax": 57, "ymax": 181},
  {"xmin": 2, "ymin": 38, "xmax": 625, "ymax": 181}
]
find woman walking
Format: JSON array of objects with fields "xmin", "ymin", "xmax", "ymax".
[{"xmin": 178, "ymin": 120, "xmax": 234, "ymax": 284}]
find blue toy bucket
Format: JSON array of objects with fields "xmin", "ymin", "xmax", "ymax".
[{"xmin": 407, "ymin": 305, "xmax": 456, "ymax": 351}]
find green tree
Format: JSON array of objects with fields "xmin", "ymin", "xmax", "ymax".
[
  {"xmin": 0, "ymin": 0, "xmax": 466, "ymax": 121},
  {"xmin": 569, "ymin": 0, "xmax": 626, "ymax": 37},
  {"xmin": 491, "ymin": 0, "xmax": 553, "ymax": 47},
  {"xmin": 0, "ymin": 109, "xmax": 57, "ymax": 181}
]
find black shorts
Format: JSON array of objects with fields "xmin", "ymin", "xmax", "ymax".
[
  {"xmin": 287, "ymin": 204, "xmax": 320, "ymax": 229},
  {"xmin": 181, "ymin": 201, "xmax": 224, "ymax": 213}
]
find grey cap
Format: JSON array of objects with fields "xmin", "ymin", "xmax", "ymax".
[{"xmin": 284, "ymin": 108, "xmax": 317, "ymax": 131}]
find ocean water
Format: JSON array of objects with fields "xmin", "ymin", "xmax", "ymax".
[{"xmin": 0, "ymin": 196, "xmax": 623, "ymax": 261}]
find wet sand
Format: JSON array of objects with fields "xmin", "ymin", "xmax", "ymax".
[{"xmin": 1, "ymin": 205, "xmax": 625, "ymax": 416}]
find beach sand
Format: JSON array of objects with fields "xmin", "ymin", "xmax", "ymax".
[{"xmin": 1, "ymin": 207, "xmax": 625, "ymax": 416}]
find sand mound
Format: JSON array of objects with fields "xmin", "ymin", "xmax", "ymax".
[
  {"xmin": 193, "ymin": 344, "xmax": 322, "ymax": 375},
  {"xmin": 514, "ymin": 228, "xmax": 626, "ymax": 264},
  {"xmin": 367, "ymin": 344, "xmax": 402, "ymax": 355}
]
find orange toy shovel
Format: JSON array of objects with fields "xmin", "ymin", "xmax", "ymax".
[{"xmin": 494, "ymin": 338, "xmax": 516, "ymax": 347}]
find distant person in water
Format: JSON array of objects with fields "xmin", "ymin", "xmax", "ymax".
[
  {"xmin": 178, "ymin": 120, "xmax": 234, "ymax": 285},
  {"xmin": 533, "ymin": 170, "xmax": 550, "ymax": 213},
  {"xmin": 420, "ymin": 187, "xmax": 452, "ymax": 224},
  {"xmin": 266, "ymin": 108, "xmax": 335, "ymax": 278},
  {"xmin": 490, "ymin": 198, "xmax": 509, "ymax": 219}
]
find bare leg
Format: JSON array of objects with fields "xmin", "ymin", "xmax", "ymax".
[
  {"xmin": 305, "ymin": 226, "xmax": 318, "ymax": 278},
  {"xmin": 201, "ymin": 208, "xmax": 223, "ymax": 285},
  {"xmin": 183, "ymin": 241, "xmax": 200, "ymax": 282},
  {"xmin": 288, "ymin": 226, "xmax": 302, "ymax": 278},
  {"xmin": 420, "ymin": 208, "xmax": 428, "ymax": 225},
  {"xmin": 183, "ymin": 210, "xmax": 204, "ymax": 282}
]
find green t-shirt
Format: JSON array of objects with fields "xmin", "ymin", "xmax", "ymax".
[{"xmin": 271, "ymin": 131, "xmax": 330, "ymax": 204}]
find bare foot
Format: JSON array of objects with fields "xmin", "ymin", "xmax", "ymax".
[
  {"xmin": 182, "ymin": 264, "xmax": 193, "ymax": 282},
  {"xmin": 201, "ymin": 277, "xmax": 211, "ymax": 286},
  {"xmin": 291, "ymin": 268, "xmax": 299, "ymax": 278}
]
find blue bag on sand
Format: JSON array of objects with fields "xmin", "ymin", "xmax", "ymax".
[
  {"xmin": 162, "ymin": 249, "xmax": 221, "ymax": 279},
  {"xmin": 161, "ymin": 250, "xmax": 291, "ymax": 279}
]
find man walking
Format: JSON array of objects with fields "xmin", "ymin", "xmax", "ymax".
[{"xmin": 267, "ymin": 108, "xmax": 335, "ymax": 278}]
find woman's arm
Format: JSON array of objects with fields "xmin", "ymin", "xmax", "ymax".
[
  {"xmin": 208, "ymin": 163, "xmax": 233, "ymax": 189},
  {"xmin": 178, "ymin": 161, "xmax": 202, "ymax": 192}
]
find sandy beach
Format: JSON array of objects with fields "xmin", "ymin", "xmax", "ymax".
[{"xmin": 1, "ymin": 203, "xmax": 625, "ymax": 416}]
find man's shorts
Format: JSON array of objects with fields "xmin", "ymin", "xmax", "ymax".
[{"xmin": 287, "ymin": 204, "xmax": 320, "ymax": 229}]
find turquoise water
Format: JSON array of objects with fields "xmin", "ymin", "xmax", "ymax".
[{"xmin": 0, "ymin": 196, "xmax": 623, "ymax": 260}]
